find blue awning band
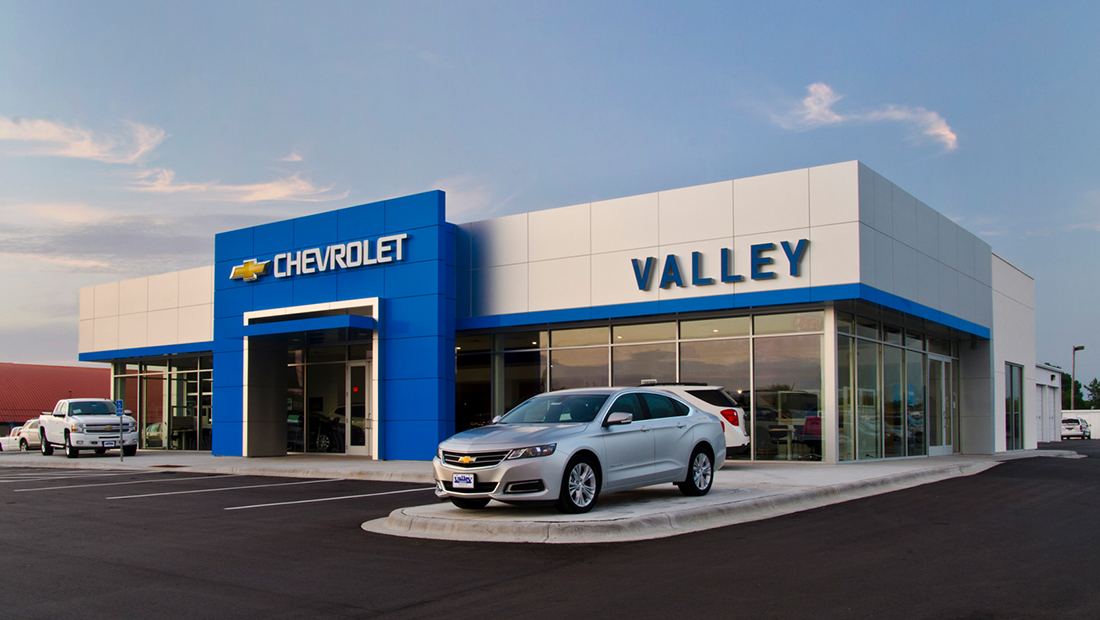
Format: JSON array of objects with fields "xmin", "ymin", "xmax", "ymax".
[{"xmin": 242, "ymin": 314, "xmax": 376, "ymax": 337}]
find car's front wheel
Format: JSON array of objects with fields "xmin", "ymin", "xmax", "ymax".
[
  {"xmin": 64, "ymin": 433, "xmax": 79, "ymax": 459},
  {"xmin": 678, "ymin": 446, "xmax": 714, "ymax": 496},
  {"xmin": 123, "ymin": 445, "xmax": 137, "ymax": 457},
  {"xmin": 450, "ymin": 496, "xmax": 490, "ymax": 510},
  {"xmin": 556, "ymin": 455, "xmax": 600, "ymax": 514}
]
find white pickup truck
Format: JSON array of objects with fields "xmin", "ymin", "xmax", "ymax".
[{"xmin": 40, "ymin": 398, "xmax": 138, "ymax": 458}]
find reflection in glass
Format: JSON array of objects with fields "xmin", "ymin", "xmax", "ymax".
[
  {"xmin": 456, "ymin": 334, "xmax": 491, "ymax": 353},
  {"xmin": 552, "ymin": 326, "xmax": 609, "ymax": 348},
  {"xmin": 612, "ymin": 343, "xmax": 675, "ymax": 386},
  {"xmin": 456, "ymin": 353, "xmax": 491, "ymax": 431},
  {"xmin": 612, "ymin": 323, "xmax": 676, "ymax": 344},
  {"xmin": 550, "ymin": 348, "xmax": 609, "ymax": 390},
  {"xmin": 496, "ymin": 351, "xmax": 547, "ymax": 417},
  {"xmin": 856, "ymin": 317, "xmax": 879, "ymax": 340},
  {"xmin": 498, "ymin": 331, "xmax": 547, "ymax": 350},
  {"xmin": 753, "ymin": 335, "xmax": 822, "ymax": 461},
  {"xmin": 754, "ymin": 311, "xmax": 825, "ymax": 335},
  {"xmin": 838, "ymin": 336, "xmax": 855, "ymax": 461},
  {"xmin": 856, "ymin": 340, "xmax": 881, "ymax": 459},
  {"xmin": 286, "ymin": 365, "xmax": 305, "ymax": 452},
  {"xmin": 305, "ymin": 363, "xmax": 346, "ymax": 453},
  {"xmin": 883, "ymin": 346, "xmax": 904, "ymax": 458},
  {"xmin": 682, "ymin": 338, "xmax": 751, "ymax": 460},
  {"xmin": 906, "ymin": 350, "xmax": 926, "ymax": 456},
  {"xmin": 681, "ymin": 316, "xmax": 750, "ymax": 340}
]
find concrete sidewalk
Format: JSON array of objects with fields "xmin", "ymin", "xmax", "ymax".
[{"xmin": 0, "ymin": 448, "xmax": 1081, "ymax": 544}]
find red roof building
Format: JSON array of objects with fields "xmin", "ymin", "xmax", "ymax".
[{"xmin": 0, "ymin": 362, "xmax": 111, "ymax": 425}]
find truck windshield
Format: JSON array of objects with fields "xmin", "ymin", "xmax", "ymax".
[{"xmin": 68, "ymin": 401, "xmax": 116, "ymax": 415}]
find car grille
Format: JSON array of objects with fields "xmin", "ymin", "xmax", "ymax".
[
  {"xmin": 85, "ymin": 424, "xmax": 133, "ymax": 435},
  {"xmin": 442, "ymin": 450, "xmax": 510, "ymax": 468}
]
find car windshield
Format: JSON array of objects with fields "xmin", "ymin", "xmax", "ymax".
[
  {"xmin": 1064, "ymin": 419, "xmax": 1079, "ymax": 425},
  {"xmin": 68, "ymin": 401, "xmax": 116, "ymax": 415},
  {"xmin": 499, "ymin": 393, "xmax": 610, "ymax": 424}
]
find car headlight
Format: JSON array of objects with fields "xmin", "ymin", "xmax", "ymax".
[
  {"xmin": 437, "ymin": 446, "xmax": 444, "ymax": 460},
  {"xmin": 69, "ymin": 421, "xmax": 85, "ymax": 433},
  {"xmin": 505, "ymin": 444, "xmax": 556, "ymax": 460}
]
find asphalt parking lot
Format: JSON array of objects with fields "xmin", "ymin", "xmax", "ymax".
[{"xmin": 3, "ymin": 442, "xmax": 1099, "ymax": 619}]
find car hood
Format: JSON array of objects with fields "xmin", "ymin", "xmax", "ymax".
[
  {"xmin": 72, "ymin": 414, "xmax": 137, "ymax": 426},
  {"xmin": 442, "ymin": 423, "xmax": 588, "ymax": 451}
]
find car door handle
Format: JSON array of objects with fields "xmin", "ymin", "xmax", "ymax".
[
  {"xmin": 676, "ymin": 422, "xmax": 686, "ymax": 428},
  {"xmin": 641, "ymin": 426, "xmax": 652, "ymax": 432}
]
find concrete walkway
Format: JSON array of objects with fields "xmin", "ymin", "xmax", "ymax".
[{"xmin": 0, "ymin": 448, "xmax": 1081, "ymax": 544}]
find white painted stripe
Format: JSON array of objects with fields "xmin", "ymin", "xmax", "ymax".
[
  {"xmin": 108, "ymin": 478, "xmax": 344, "ymax": 500},
  {"xmin": 224, "ymin": 486, "xmax": 435, "ymax": 511},
  {"xmin": 15, "ymin": 474, "xmax": 246, "ymax": 492},
  {"xmin": 0, "ymin": 471, "xmax": 161, "ymax": 484}
]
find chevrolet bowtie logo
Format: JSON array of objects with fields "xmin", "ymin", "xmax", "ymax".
[
  {"xmin": 457, "ymin": 455, "xmax": 475, "ymax": 464},
  {"xmin": 230, "ymin": 259, "xmax": 270, "ymax": 282}
]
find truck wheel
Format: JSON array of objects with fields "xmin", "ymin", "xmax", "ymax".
[
  {"xmin": 94, "ymin": 448, "xmax": 107, "ymax": 455},
  {"xmin": 123, "ymin": 445, "xmax": 137, "ymax": 457},
  {"xmin": 40, "ymin": 432, "xmax": 53, "ymax": 456},
  {"xmin": 19, "ymin": 439, "xmax": 28, "ymax": 451},
  {"xmin": 65, "ymin": 433, "xmax": 79, "ymax": 459}
]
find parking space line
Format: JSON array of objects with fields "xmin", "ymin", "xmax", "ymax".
[
  {"xmin": 14, "ymin": 474, "xmax": 246, "ymax": 492},
  {"xmin": 108, "ymin": 478, "xmax": 345, "ymax": 500},
  {"xmin": 224, "ymin": 486, "xmax": 436, "ymax": 511},
  {"xmin": 0, "ymin": 471, "xmax": 162, "ymax": 484}
]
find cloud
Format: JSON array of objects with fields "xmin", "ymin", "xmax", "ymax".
[
  {"xmin": 431, "ymin": 174, "xmax": 521, "ymax": 222},
  {"xmin": 0, "ymin": 116, "xmax": 165, "ymax": 163},
  {"xmin": 775, "ymin": 83, "xmax": 958, "ymax": 151},
  {"xmin": 280, "ymin": 151, "xmax": 303, "ymax": 162},
  {"xmin": 128, "ymin": 168, "xmax": 348, "ymax": 203}
]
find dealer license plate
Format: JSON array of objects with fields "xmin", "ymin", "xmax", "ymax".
[
  {"xmin": 452, "ymin": 473, "xmax": 475, "ymax": 489},
  {"xmin": 102, "ymin": 441, "xmax": 116, "ymax": 447}
]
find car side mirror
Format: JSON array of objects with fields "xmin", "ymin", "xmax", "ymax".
[{"xmin": 604, "ymin": 412, "xmax": 633, "ymax": 426}]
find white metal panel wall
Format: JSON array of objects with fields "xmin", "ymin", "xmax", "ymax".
[
  {"xmin": 78, "ymin": 265, "xmax": 215, "ymax": 354},
  {"xmin": 991, "ymin": 254, "xmax": 1037, "ymax": 450}
]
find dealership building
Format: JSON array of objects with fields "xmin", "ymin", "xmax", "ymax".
[{"xmin": 77, "ymin": 161, "xmax": 1037, "ymax": 463}]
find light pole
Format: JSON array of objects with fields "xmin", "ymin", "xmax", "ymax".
[{"xmin": 1072, "ymin": 345, "xmax": 1085, "ymax": 410}]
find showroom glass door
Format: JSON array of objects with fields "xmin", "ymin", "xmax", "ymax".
[
  {"xmin": 346, "ymin": 362, "xmax": 370, "ymax": 456},
  {"xmin": 928, "ymin": 357, "xmax": 954, "ymax": 456}
]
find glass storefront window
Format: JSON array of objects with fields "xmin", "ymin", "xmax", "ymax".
[
  {"xmin": 906, "ymin": 350, "xmax": 926, "ymax": 456},
  {"xmin": 612, "ymin": 323, "xmax": 676, "ymax": 344},
  {"xmin": 287, "ymin": 365, "xmax": 305, "ymax": 452},
  {"xmin": 305, "ymin": 363, "xmax": 347, "ymax": 453},
  {"xmin": 753, "ymin": 334, "xmax": 822, "ymax": 461},
  {"xmin": 498, "ymin": 331, "xmax": 547, "ymax": 350},
  {"xmin": 308, "ymin": 346, "xmax": 346, "ymax": 363},
  {"xmin": 883, "ymin": 346, "xmax": 904, "ymax": 458},
  {"xmin": 928, "ymin": 338, "xmax": 951, "ymax": 356},
  {"xmin": 679, "ymin": 339, "xmax": 750, "ymax": 404},
  {"xmin": 856, "ymin": 340, "xmax": 881, "ymax": 459},
  {"xmin": 456, "ymin": 353, "xmax": 491, "ymax": 430},
  {"xmin": 680, "ymin": 316, "xmax": 750, "ymax": 339},
  {"xmin": 496, "ymin": 351, "xmax": 547, "ymax": 416},
  {"xmin": 838, "ymin": 336, "xmax": 855, "ymax": 461},
  {"xmin": 754, "ymin": 311, "xmax": 825, "ymax": 335},
  {"xmin": 612, "ymin": 343, "xmax": 675, "ymax": 386},
  {"xmin": 552, "ymin": 326, "xmax": 609, "ymax": 348},
  {"xmin": 883, "ymin": 325, "xmax": 903, "ymax": 345},
  {"xmin": 905, "ymin": 331, "xmax": 925, "ymax": 351},
  {"xmin": 856, "ymin": 317, "xmax": 879, "ymax": 340},
  {"xmin": 549, "ymin": 348, "xmax": 609, "ymax": 390},
  {"xmin": 456, "ymin": 334, "xmax": 490, "ymax": 353},
  {"xmin": 836, "ymin": 312, "xmax": 854, "ymax": 335}
]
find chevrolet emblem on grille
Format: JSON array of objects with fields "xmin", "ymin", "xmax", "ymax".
[
  {"xmin": 457, "ymin": 455, "xmax": 475, "ymax": 464},
  {"xmin": 104, "ymin": 426, "xmax": 114, "ymax": 431}
]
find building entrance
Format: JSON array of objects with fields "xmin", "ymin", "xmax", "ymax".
[{"xmin": 928, "ymin": 356, "xmax": 957, "ymax": 456}]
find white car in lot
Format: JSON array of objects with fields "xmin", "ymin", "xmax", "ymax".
[
  {"xmin": 1062, "ymin": 417, "xmax": 1092, "ymax": 440},
  {"xmin": 0, "ymin": 426, "xmax": 23, "ymax": 451},
  {"xmin": 647, "ymin": 384, "xmax": 750, "ymax": 458},
  {"xmin": 433, "ymin": 387, "xmax": 726, "ymax": 513},
  {"xmin": 0, "ymin": 420, "xmax": 42, "ymax": 452}
]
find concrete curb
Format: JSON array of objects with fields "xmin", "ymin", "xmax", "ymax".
[{"xmin": 362, "ymin": 460, "xmax": 1002, "ymax": 544}]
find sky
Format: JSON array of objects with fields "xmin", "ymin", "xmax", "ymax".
[{"xmin": 0, "ymin": 1, "xmax": 1098, "ymax": 382}]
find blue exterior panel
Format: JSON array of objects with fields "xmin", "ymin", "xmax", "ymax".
[{"xmin": 211, "ymin": 190, "xmax": 454, "ymax": 460}]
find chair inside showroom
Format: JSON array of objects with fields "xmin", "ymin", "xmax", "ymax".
[
  {"xmin": 795, "ymin": 416, "xmax": 822, "ymax": 461},
  {"xmin": 768, "ymin": 425, "xmax": 793, "ymax": 460}
]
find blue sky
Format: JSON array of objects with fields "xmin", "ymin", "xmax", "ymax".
[{"xmin": 1, "ymin": 1, "xmax": 1098, "ymax": 381}]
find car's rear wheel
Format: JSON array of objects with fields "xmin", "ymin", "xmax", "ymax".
[
  {"xmin": 450, "ymin": 496, "xmax": 490, "ymax": 509},
  {"xmin": 19, "ymin": 439, "xmax": 27, "ymax": 451},
  {"xmin": 678, "ymin": 445, "xmax": 714, "ymax": 496},
  {"xmin": 64, "ymin": 433, "xmax": 79, "ymax": 459},
  {"xmin": 40, "ymin": 432, "xmax": 53, "ymax": 456},
  {"xmin": 556, "ymin": 455, "xmax": 600, "ymax": 514}
]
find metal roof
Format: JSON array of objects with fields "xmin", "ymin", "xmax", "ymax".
[{"xmin": 0, "ymin": 363, "xmax": 110, "ymax": 424}]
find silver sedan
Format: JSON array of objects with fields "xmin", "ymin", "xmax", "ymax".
[{"xmin": 433, "ymin": 387, "xmax": 726, "ymax": 513}]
